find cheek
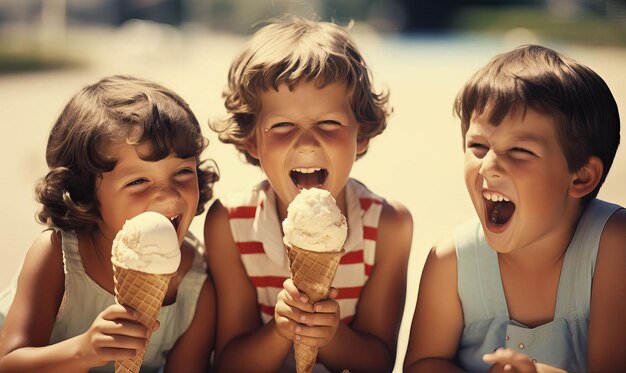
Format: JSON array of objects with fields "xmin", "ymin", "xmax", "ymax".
[{"xmin": 463, "ymin": 156, "xmax": 479, "ymax": 179}]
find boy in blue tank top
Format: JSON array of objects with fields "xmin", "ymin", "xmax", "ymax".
[{"xmin": 404, "ymin": 45, "xmax": 625, "ymax": 372}]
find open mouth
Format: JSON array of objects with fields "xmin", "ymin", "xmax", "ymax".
[
  {"xmin": 483, "ymin": 191, "xmax": 516, "ymax": 227},
  {"xmin": 290, "ymin": 167, "xmax": 328, "ymax": 189},
  {"xmin": 169, "ymin": 215, "xmax": 181, "ymax": 232}
]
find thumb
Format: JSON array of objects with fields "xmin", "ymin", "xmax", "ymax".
[{"xmin": 328, "ymin": 287, "xmax": 339, "ymax": 299}]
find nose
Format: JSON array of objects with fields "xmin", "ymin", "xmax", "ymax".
[
  {"xmin": 151, "ymin": 184, "xmax": 184, "ymax": 215},
  {"xmin": 479, "ymin": 150, "xmax": 503, "ymax": 179},
  {"xmin": 294, "ymin": 128, "xmax": 319, "ymax": 153}
]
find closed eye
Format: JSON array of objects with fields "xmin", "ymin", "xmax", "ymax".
[
  {"xmin": 511, "ymin": 147, "xmax": 537, "ymax": 157},
  {"xmin": 318, "ymin": 120, "xmax": 342, "ymax": 129}
]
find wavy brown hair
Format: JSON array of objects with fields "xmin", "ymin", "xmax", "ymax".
[
  {"xmin": 36, "ymin": 75, "xmax": 219, "ymax": 231},
  {"xmin": 210, "ymin": 17, "xmax": 391, "ymax": 166},
  {"xmin": 454, "ymin": 44, "xmax": 620, "ymax": 203}
]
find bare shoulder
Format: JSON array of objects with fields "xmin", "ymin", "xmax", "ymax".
[
  {"xmin": 379, "ymin": 198, "xmax": 413, "ymax": 230},
  {"xmin": 599, "ymin": 207, "xmax": 626, "ymax": 250},
  {"xmin": 203, "ymin": 199, "xmax": 236, "ymax": 257},
  {"xmin": 203, "ymin": 199, "xmax": 230, "ymax": 237},
  {"xmin": 595, "ymin": 207, "xmax": 626, "ymax": 275},
  {"xmin": 404, "ymin": 235, "xmax": 462, "ymax": 367},
  {"xmin": 376, "ymin": 199, "xmax": 413, "ymax": 260},
  {"xmin": 421, "ymin": 235, "xmax": 457, "ymax": 283},
  {"xmin": 21, "ymin": 229, "xmax": 64, "ymax": 281}
]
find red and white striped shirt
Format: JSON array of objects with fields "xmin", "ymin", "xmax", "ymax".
[{"xmin": 222, "ymin": 178, "xmax": 383, "ymax": 325}]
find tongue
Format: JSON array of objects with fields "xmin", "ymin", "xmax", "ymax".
[
  {"xmin": 293, "ymin": 171, "xmax": 323, "ymax": 189},
  {"xmin": 491, "ymin": 201, "xmax": 515, "ymax": 225}
]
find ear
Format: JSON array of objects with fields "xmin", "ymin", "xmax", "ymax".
[
  {"xmin": 356, "ymin": 137, "xmax": 369, "ymax": 156},
  {"xmin": 243, "ymin": 136, "xmax": 260, "ymax": 160},
  {"xmin": 569, "ymin": 156, "xmax": 603, "ymax": 199}
]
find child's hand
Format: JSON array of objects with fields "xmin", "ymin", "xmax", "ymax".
[
  {"xmin": 483, "ymin": 348, "xmax": 569, "ymax": 373},
  {"xmin": 274, "ymin": 278, "xmax": 315, "ymax": 340},
  {"xmin": 296, "ymin": 289, "xmax": 340, "ymax": 349},
  {"xmin": 484, "ymin": 348, "xmax": 536, "ymax": 372},
  {"xmin": 77, "ymin": 304, "xmax": 151, "ymax": 368}
]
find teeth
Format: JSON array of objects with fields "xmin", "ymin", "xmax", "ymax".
[
  {"xmin": 292, "ymin": 167, "xmax": 321, "ymax": 174},
  {"xmin": 482, "ymin": 191, "xmax": 510, "ymax": 202}
]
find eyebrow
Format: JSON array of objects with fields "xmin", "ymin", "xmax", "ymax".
[{"xmin": 510, "ymin": 134, "xmax": 547, "ymax": 147}]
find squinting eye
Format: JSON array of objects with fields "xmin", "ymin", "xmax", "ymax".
[
  {"xmin": 125, "ymin": 178, "xmax": 147, "ymax": 187},
  {"xmin": 467, "ymin": 143, "xmax": 488, "ymax": 157},
  {"xmin": 468, "ymin": 143, "xmax": 487, "ymax": 149},
  {"xmin": 175, "ymin": 168, "xmax": 195, "ymax": 176},
  {"xmin": 268, "ymin": 122, "xmax": 293, "ymax": 130}
]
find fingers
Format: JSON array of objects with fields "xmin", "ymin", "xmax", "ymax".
[
  {"xmin": 483, "ymin": 348, "xmax": 537, "ymax": 373},
  {"xmin": 100, "ymin": 304, "xmax": 141, "ymax": 322},
  {"xmin": 283, "ymin": 278, "xmax": 309, "ymax": 304}
]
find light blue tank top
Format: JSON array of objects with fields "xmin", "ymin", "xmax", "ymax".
[
  {"xmin": 454, "ymin": 199, "xmax": 621, "ymax": 372},
  {"xmin": 0, "ymin": 229, "xmax": 207, "ymax": 372}
]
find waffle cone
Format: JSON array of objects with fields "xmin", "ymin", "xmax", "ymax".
[
  {"xmin": 112, "ymin": 265, "xmax": 174, "ymax": 373},
  {"xmin": 287, "ymin": 245, "xmax": 344, "ymax": 373}
]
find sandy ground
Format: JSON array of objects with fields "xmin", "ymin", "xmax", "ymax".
[{"xmin": 0, "ymin": 27, "xmax": 625, "ymax": 371}]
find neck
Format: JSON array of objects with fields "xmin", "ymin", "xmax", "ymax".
[{"xmin": 91, "ymin": 229, "xmax": 113, "ymax": 265}]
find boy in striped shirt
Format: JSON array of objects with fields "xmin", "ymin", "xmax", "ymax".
[{"xmin": 204, "ymin": 17, "xmax": 413, "ymax": 372}]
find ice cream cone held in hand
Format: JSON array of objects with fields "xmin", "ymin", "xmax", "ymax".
[
  {"xmin": 282, "ymin": 188, "xmax": 348, "ymax": 373},
  {"xmin": 111, "ymin": 211, "xmax": 181, "ymax": 373}
]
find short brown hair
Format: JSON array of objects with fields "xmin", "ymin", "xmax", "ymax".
[
  {"xmin": 211, "ymin": 17, "xmax": 391, "ymax": 166},
  {"xmin": 36, "ymin": 75, "xmax": 219, "ymax": 231},
  {"xmin": 454, "ymin": 44, "xmax": 620, "ymax": 202}
]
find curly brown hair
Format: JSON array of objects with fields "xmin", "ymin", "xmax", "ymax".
[
  {"xmin": 454, "ymin": 44, "xmax": 620, "ymax": 204},
  {"xmin": 36, "ymin": 75, "xmax": 219, "ymax": 231},
  {"xmin": 210, "ymin": 17, "xmax": 391, "ymax": 166}
]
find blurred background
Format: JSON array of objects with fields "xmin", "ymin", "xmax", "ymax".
[{"xmin": 1, "ymin": 1, "xmax": 625, "ymax": 371}]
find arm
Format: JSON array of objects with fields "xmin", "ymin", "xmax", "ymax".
[
  {"xmin": 0, "ymin": 231, "xmax": 149, "ymax": 372},
  {"xmin": 203, "ymin": 200, "xmax": 292, "ymax": 372},
  {"xmin": 403, "ymin": 236, "xmax": 465, "ymax": 373},
  {"xmin": 587, "ymin": 208, "xmax": 626, "ymax": 370},
  {"xmin": 314, "ymin": 199, "xmax": 412, "ymax": 372},
  {"xmin": 163, "ymin": 277, "xmax": 216, "ymax": 373}
]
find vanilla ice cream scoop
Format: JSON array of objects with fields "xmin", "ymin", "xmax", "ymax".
[
  {"xmin": 282, "ymin": 188, "xmax": 347, "ymax": 252},
  {"xmin": 111, "ymin": 211, "xmax": 181, "ymax": 274}
]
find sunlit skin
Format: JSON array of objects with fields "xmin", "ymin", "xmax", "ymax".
[
  {"xmin": 205, "ymin": 78, "xmax": 412, "ymax": 372},
  {"xmin": 405, "ymin": 107, "xmax": 626, "ymax": 372},
  {"xmin": 95, "ymin": 140, "xmax": 200, "ymax": 251},
  {"xmin": 246, "ymin": 81, "xmax": 368, "ymax": 221},
  {"xmin": 463, "ymin": 109, "xmax": 581, "ymax": 258},
  {"xmin": 86, "ymin": 140, "xmax": 201, "ymax": 298},
  {"xmin": 0, "ymin": 139, "xmax": 216, "ymax": 372}
]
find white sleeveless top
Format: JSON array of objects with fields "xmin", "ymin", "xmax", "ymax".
[
  {"xmin": 221, "ymin": 178, "xmax": 383, "ymax": 325},
  {"xmin": 0, "ymin": 229, "xmax": 207, "ymax": 372},
  {"xmin": 454, "ymin": 199, "xmax": 622, "ymax": 372}
]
